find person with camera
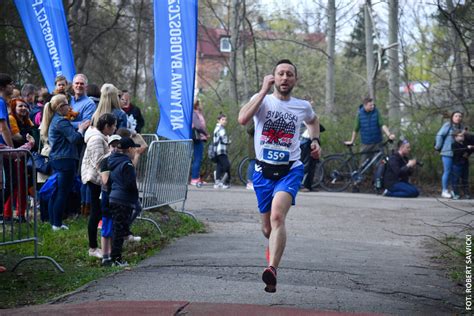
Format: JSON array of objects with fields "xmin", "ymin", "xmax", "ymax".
[{"xmin": 383, "ymin": 139, "xmax": 419, "ymax": 198}]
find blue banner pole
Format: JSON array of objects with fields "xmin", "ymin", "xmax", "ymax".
[
  {"xmin": 154, "ymin": 0, "xmax": 198, "ymax": 140},
  {"xmin": 14, "ymin": 0, "xmax": 76, "ymax": 92}
]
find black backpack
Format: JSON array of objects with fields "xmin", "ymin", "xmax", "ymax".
[{"xmin": 207, "ymin": 131, "xmax": 219, "ymax": 163}]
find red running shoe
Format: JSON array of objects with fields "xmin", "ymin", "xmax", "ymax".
[
  {"xmin": 97, "ymin": 220, "xmax": 102, "ymax": 230},
  {"xmin": 262, "ymin": 266, "xmax": 277, "ymax": 293},
  {"xmin": 265, "ymin": 246, "xmax": 270, "ymax": 264}
]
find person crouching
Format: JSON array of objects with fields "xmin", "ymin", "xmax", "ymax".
[{"xmin": 105, "ymin": 137, "xmax": 140, "ymax": 267}]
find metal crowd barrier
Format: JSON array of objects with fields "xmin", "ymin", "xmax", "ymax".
[
  {"xmin": 136, "ymin": 133, "xmax": 159, "ymax": 191},
  {"xmin": 0, "ymin": 148, "xmax": 63, "ymax": 272},
  {"xmin": 140, "ymin": 139, "xmax": 195, "ymax": 219}
]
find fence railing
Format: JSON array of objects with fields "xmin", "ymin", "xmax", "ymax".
[
  {"xmin": 0, "ymin": 148, "xmax": 63, "ymax": 272},
  {"xmin": 140, "ymin": 139, "xmax": 195, "ymax": 219},
  {"xmin": 136, "ymin": 133, "xmax": 159, "ymax": 192}
]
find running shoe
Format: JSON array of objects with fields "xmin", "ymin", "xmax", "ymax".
[
  {"xmin": 262, "ymin": 266, "xmax": 277, "ymax": 293},
  {"xmin": 190, "ymin": 178, "xmax": 200, "ymax": 186},
  {"xmin": 98, "ymin": 220, "xmax": 102, "ymax": 230}
]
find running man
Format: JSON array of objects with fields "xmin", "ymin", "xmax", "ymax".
[{"xmin": 238, "ymin": 59, "xmax": 321, "ymax": 293}]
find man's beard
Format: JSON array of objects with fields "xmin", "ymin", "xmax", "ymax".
[{"xmin": 275, "ymin": 84, "xmax": 293, "ymax": 96}]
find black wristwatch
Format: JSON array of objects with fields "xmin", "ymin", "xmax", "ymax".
[{"xmin": 311, "ymin": 137, "xmax": 320, "ymax": 145}]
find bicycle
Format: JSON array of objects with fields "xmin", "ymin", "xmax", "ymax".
[
  {"xmin": 237, "ymin": 156, "xmax": 254, "ymax": 185},
  {"xmin": 319, "ymin": 139, "xmax": 393, "ymax": 192}
]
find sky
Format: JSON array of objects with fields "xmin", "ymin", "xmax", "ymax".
[{"xmin": 256, "ymin": 0, "xmax": 438, "ymax": 49}]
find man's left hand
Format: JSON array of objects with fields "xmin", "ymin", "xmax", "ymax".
[{"xmin": 310, "ymin": 142, "xmax": 321, "ymax": 159}]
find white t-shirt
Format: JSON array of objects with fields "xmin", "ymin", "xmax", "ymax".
[{"xmin": 253, "ymin": 94, "xmax": 315, "ymax": 166}]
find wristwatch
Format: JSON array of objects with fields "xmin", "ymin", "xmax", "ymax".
[{"xmin": 311, "ymin": 137, "xmax": 320, "ymax": 145}]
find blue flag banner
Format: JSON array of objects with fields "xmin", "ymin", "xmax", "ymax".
[
  {"xmin": 154, "ymin": 0, "xmax": 198, "ymax": 140},
  {"xmin": 15, "ymin": 0, "xmax": 76, "ymax": 92}
]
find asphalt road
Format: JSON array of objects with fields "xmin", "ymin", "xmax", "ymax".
[{"xmin": 55, "ymin": 186, "xmax": 470, "ymax": 315}]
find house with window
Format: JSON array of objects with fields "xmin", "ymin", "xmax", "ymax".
[
  {"xmin": 195, "ymin": 25, "xmax": 325, "ymax": 93},
  {"xmin": 195, "ymin": 26, "xmax": 231, "ymax": 92}
]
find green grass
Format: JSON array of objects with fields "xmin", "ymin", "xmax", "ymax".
[
  {"xmin": 429, "ymin": 234, "xmax": 470, "ymax": 287},
  {"xmin": 0, "ymin": 208, "xmax": 205, "ymax": 309}
]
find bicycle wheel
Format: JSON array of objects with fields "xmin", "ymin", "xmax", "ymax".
[
  {"xmin": 319, "ymin": 156, "xmax": 352, "ymax": 192},
  {"xmin": 237, "ymin": 156, "xmax": 250, "ymax": 185},
  {"xmin": 310, "ymin": 160, "xmax": 323, "ymax": 190}
]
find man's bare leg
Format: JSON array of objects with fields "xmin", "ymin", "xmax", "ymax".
[
  {"xmin": 261, "ymin": 191, "xmax": 292, "ymax": 292},
  {"xmin": 268, "ymin": 191, "xmax": 292, "ymax": 267}
]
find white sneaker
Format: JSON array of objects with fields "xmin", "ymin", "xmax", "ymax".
[
  {"xmin": 52, "ymin": 225, "xmax": 60, "ymax": 231},
  {"xmin": 382, "ymin": 189, "xmax": 388, "ymax": 196},
  {"xmin": 441, "ymin": 190, "xmax": 452, "ymax": 198},
  {"xmin": 246, "ymin": 182, "xmax": 254, "ymax": 190},
  {"xmin": 60, "ymin": 224, "xmax": 69, "ymax": 230},
  {"xmin": 125, "ymin": 235, "xmax": 141, "ymax": 242},
  {"xmin": 88, "ymin": 248, "xmax": 103, "ymax": 259},
  {"xmin": 112, "ymin": 260, "xmax": 129, "ymax": 267},
  {"xmin": 221, "ymin": 184, "xmax": 230, "ymax": 189}
]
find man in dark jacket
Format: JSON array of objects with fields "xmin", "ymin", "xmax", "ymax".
[
  {"xmin": 106, "ymin": 137, "xmax": 140, "ymax": 266},
  {"xmin": 345, "ymin": 97, "xmax": 395, "ymax": 192},
  {"xmin": 383, "ymin": 139, "xmax": 419, "ymax": 198}
]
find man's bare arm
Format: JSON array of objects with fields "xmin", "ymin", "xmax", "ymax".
[{"xmin": 238, "ymin": 75, "xmax": 274, "ymax": 125}]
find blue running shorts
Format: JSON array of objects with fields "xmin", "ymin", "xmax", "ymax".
[
  {"xmin": 253, "ymin": 163, "xmax": 304, "ymax": 214},
  {"xmin": 101, "ymin": 217, "xmax": 113, "ymax": 238}
]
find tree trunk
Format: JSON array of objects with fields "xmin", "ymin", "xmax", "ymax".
[
  {"xmin": 388, "ymin": 0, "xmax": 400, "ymax": 133},
  {"xmin": 364, "ymin": 1, "xmax": 375, "ymax": 100},
  {"xmin": 133, "ymin": 0, "xmax": 145, "ymax": 97},
  {"xmin": 446, "ymin": 0, "xmax": 464, "ymax": 110},
  {"xmin": 325, "ymin": 0, "xmax": 336, "ymax": 114},
  {"xmin": 229, "ymin": 0, "xmax": 241, "ymax": 106}
]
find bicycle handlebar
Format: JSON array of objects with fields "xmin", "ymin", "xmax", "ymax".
[{"xmin": 344, "ymin": 138, "xmax": 393, "ymax": 147}]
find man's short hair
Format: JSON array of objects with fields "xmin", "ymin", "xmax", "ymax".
[
  {"xmin": 0, "ymin": 73, "xmax": 13, "ymax": 88},
  {"xmin": 273, "ymin": 59, "xmax": 297, "ymax": 77},
  {"xmin": 21, "ymin": 83, "xmax": 36, "ymax": 98},
  {"xmin": 363, "ymin": 97, "xmax": 373, "ymax": 105},
  {"xmin": 73, "ymin": 73, "xmax": 88, "ymax": 85}
]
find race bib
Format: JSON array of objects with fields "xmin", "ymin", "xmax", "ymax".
[{"xmin": 262, "ymin": 144, "xmax": 290, "ymax": 165}]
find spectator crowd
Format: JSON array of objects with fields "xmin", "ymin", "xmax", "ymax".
[{"xmin": 0, "ymin": 73, "xmax": 146, "ymax": 267}]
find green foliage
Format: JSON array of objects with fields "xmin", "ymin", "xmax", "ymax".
[
  {"xmin": 0, "ymin": 1, "xmax": 43, "ymax": 87},
  {"xmin": 0, "ymin": 211, "xmax": 204, "ymax": 308},
  {"xmin": 266, "ymin": 14, "xmax": 304, "ymax": 33},
  {"xmin": 135, "ymin": 98, "xmax": 159, "ymax": 134}
]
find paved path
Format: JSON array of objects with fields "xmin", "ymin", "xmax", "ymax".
[{"xmin": 12, "ymin": 187, "xmax": 470, "ymax": 315}]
